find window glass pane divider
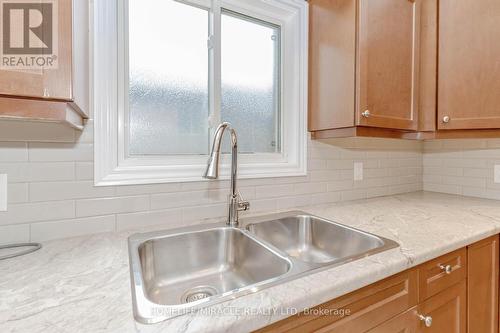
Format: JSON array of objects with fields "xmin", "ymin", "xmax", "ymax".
[
  {"xmin": 117, "ymin": 0, "xmax": 130, "ymax": 163},
  {"xmin": 208, "ymin": 0, "xmax": 222, "ymax": 146}
]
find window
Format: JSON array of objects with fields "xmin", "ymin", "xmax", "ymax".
[{"xmin": 93, "ymin": 0, "xmax": 308, "ymax": 185}]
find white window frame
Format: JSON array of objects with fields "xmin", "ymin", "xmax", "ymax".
[{"xmin": 93, "ymin": 0, "xmax": 308, "ymax": 186}]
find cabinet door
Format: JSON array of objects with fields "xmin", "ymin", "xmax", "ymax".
[
  {"xmin": 356, "ymin": 0, "xmax": 420, "ymax": 131},
  {"xmin": 0, "ymin": 0, "xmax": 72, "ymax": 100},
  {"xmin": 416, "ymin": 281, "xmax": 466, "ymax": 333},
  {"xmin": 467, "ymin": 235, "xmax": 499, "ymax": 333},
  {"xmin": 368, "ymin": 307, "xmax": 418, "ymax": 333},
  {"xmin": 438, "ymin": 0, "xmax": 500, "ymax": 130}
]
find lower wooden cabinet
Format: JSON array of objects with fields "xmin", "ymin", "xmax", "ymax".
[
  {"xmin": 256, "ymin": 235, "xmax": 499, "ymax": 333},
  {"xmin": 369, "ymin": 281, "xmax": 466, "ymax": 333},
  {"xmin": 256, "ymin": 270, "xmax": 418, "ymax": 333},
  {"xmin": 467, "ymin": 235, "xmax": 499, "ymax": 333}
]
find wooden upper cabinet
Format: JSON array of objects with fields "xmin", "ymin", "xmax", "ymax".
[
  {"xmin": 308, "ymin": 0, "xmax": 421, "ymax": 138},
  {"xmin": 308, "ymin": 0, "xmax": 357, "ymax": 132},
  {"xmin": 0, "ymin": 0, "xmax": 88, "ymax": 130},
  {"xmin": 356, "ymin": 0, "xmax": 420, "ymax": 131},
  {"xmin": 0, "ymin": 0, "xmax": 72, "ymax": 101},
  {"xmin": 438, "ymin": 0, "xmax": 500, "ymax": 130}
]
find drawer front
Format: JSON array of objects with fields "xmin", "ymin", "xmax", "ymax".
[
  {"xmin": 418, "ymin": 248, "xmax": 466, "ymax": 302},
  {"xmin": 255, "ymin": 269, "xmax": 418, "ymax": 333}
]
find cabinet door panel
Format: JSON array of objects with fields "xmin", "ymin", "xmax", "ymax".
[
  {"xmin": 417, "ymin": 281, "xmax": 466, "ymax": 333},
  {"xmin": 255, "ymin": 269, "xmax": 418, "ymax": 333},
  {"xmin": 308, "ymin": 0, "xmax": 356, "ymax": 131},
  {"xmin": 357, "ymin": 0, "xmax": 420, "ymax": 130},
  {"xmin": 467, "ymin": 235, "xmax": 499, "ymax": 333},
  {"xmin": 0, "ymin": 0, "xmax": 72, "ymax": 100},
  {"xmin": 368, "ymin": 307, "xmax": 418, "ymax": 333},
  {"xmin": 438, "ymin": 0, "xmax": 500, "ymax": 130}
]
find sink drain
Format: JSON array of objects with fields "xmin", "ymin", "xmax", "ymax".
[{"xmin": 182, "ymin": 286, "xmax": 218, "ymax": 303}]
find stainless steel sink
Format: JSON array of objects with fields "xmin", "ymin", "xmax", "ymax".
[
  {"xmin": 136, "ymin": 227, "xmax": 290, "ymax": 306},
  {"xmin": 246, "ymin": 214, "xmax": 388, "ymax": 264},
  {"xmin": 128, "ymin": 211, "xmax": 398, "ymax": 324},
  {"xmin": 128, "ymin": 225, "xmax": 292, "ymax": 323}
]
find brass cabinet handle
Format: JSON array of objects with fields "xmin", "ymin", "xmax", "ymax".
[
  {"xmin": 418, "ymin": 314, "xmax": 433, "ymax": 327},
  {"xmin": 439, "ymin": 264, "xmax": 452, "ymax": 274}
]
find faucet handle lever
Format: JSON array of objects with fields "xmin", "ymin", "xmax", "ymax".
[
  {"xmin": 238, "ymin": 200, "xmax": 250, "ymax": 211},
  {"xmin": 235, "ymin": 191, "xmax": 250, "ymax": 211}
]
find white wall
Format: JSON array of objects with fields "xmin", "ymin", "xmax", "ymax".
[
  {"xmin": 0, "ymin": 121, "xmax": 422, "ymax": 244},
  {"xmin": 423, "ymin": 139, "xmax": 500, "ymax": 200}
]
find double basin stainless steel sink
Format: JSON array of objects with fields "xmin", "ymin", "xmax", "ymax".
[{"xmin": 128, "ymin": 211, "xmax": 398, "ymax": 324}]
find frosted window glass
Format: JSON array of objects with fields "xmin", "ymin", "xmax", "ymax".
[
  {"xmin": 221, "ymin": 11, "xmax": 281, "ymax": 154},
  {"xmin": 128, "ymin": 0, "xmax": 209, "ymax": 155}
]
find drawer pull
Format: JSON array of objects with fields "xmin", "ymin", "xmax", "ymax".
[
  {"xmin": 362, "ymin": 110, "xmax": 371, "ymax": 118},
  {"xmin": 439, "ymin": 264, "xmax": 452, "ymax": 274},
  {"xmin": 418, "ymin": 314, "xmax": 433, "ymax": 327}
]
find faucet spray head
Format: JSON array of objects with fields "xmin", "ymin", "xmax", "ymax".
[
  {"xmin": 203, "ymin": 122, "xmax": 230, "ymax": 180},
  {"xmin": 203, "ymin": 152, "xmax": 219, "ymax": 179}
]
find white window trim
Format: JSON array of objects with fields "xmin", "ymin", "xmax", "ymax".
[{"xmin": 93, "ymin": 0, "xmax": 308, "ymax": 186}]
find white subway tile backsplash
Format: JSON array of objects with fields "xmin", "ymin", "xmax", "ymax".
[
  {"xmin": 248, "ymin": 198, "xmax": 278, "ymax": 214},
  {"xmin": 29, "ymin": 181, "xmax": 116, "ymax": 202},
  {"xmin": 0, "ymin": 136, "xmax": 423, "ymax": 243},
  {"xmin": 7, "ymin": 183, "xmax": 29, "ymax": 203},
  {"xmin": 183, "ymin": 203, "xmax": 226, "ymax": 222},
  {"xmin": 327, "ymin": 180, "xmax": 353, "ymax": 192},
  {"xmin": 0, "ymin": 142, "xmax": 28, "ymax": 162},
  {"xmin": 309, "ymin": 170, "xmax": 342, "ymax": 182},
  {"xmin": 277, "ymin": 195, "xmax": 311, "ymax": 210},
  {"xmin": 75, "ymin": 162, "xmax": 94, "ymax": 180},
  {"xmin": 116, "ymin": 209, "xmax": 183, "ymax": 231},
  {"xmin": 273, "ymin": 176, "xmax": 309, "ymax": 185},
  {"xmin": 341, "ymin": 189, "xmax": 367, "ymax": 201},
  {"xmin": 366, "ymin": 186, "xmax": 390, "ymax": 198},
  {"xmin": 255, "ymin": 184, "xmax": 295, "ymax": 199},
  {"xmin": 293, "ymin": 182, "xmax": 327, "ymax": 195},
  {"xmin": 424, "ymin": 183, "xmax": 461, "ymax": 195},
  {"xmin": 0, "ymin": 201, "xmax": 75, "ymax": 225},
  {"xmin": 30, "ymin": 215, "xmax": 115, "ymax": 242},
  {"xmin": 151, "ymin": 191, "xmax": 210, "ymax": 210},
  {"xmin": 0, "ymin": 162, "xmax": 75, "ymax": 182},
  {"xmin": 423, "ymin": 139, "xmax": 500, "ymax": 200},
  {"xmin": 0, "ymin": 224, "xmax": 30, "ymax": 245},
  {"xmin": 307, "ymin": 159, "xmax": 327, "ymax": 170},
  {"xmin": 76, "ymin": 196, "xmax": 149, "ymax": 217},
  {"xmin": 29, "ymin": 143, "xmax": 93, "ymax": 162},
  {"xmin": 442, "ymin": 175, "xmax": 486, "ymax": 188},
  {"xmin": 116, "ymin": 182, "xmax": 181, "ymax": 196},
  {"xmin": 309, "ymin": 191, "xmax": 342, "ymax": 205}
]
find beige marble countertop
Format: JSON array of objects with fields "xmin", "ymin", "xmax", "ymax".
[{"xmin": 2, "ymin": 191, "xmax": 500, "ymax": 333}]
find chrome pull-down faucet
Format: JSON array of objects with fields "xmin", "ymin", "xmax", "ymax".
[{"xmin": 203, "ymin": 122, "xmax": 250, "ymax": 227}]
